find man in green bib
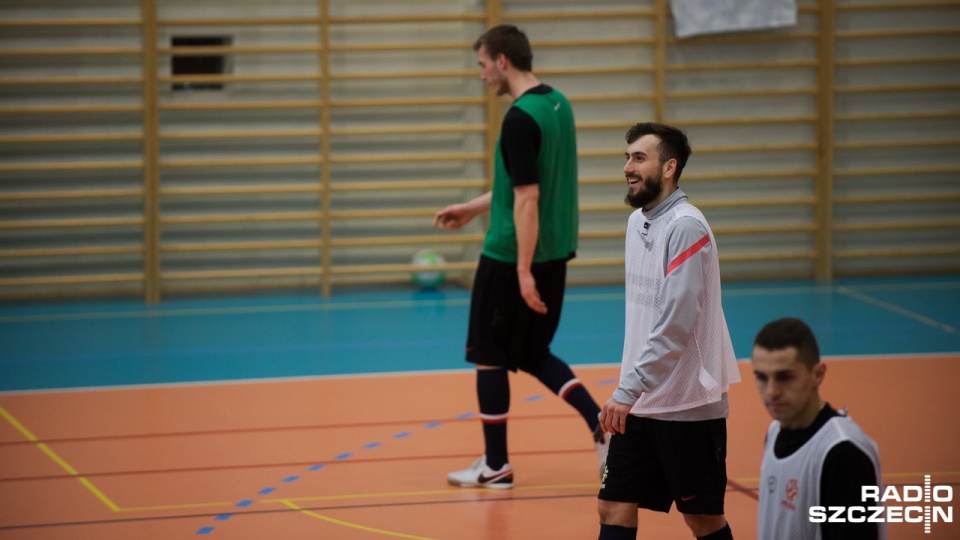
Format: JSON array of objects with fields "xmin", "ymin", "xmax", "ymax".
[{"xmin": 434, "ymin": 24, "xmax": 607, "ymax": 489}]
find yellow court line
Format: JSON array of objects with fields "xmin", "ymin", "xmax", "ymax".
[
  {"xmin": 882, "ymin": 471, "xmax": 960, "ymax": 479},
  {"xmin": 513, "ymin": 482, "xmax": 600, "ymax": 491},
  {"xmin": 120, "ymin": 482, "xmax": 600, "ymax": 514},
  {"xmin": 733, "ymin": 471, "xmax": 960, "ymax": 484},
  {"xmin": 118, "ymin": 501, "xmax": 237, "ymax": 512},
  {"xmin": 267, "ymin": 488, "xmax": 485, "ymax": 503},
  {"xmin": 264, "ymin": 482, "xmax": 600, "ymax": 504},
  {"xmin": 0, "ymin": 405, "xmax": 120, "ymax": 512},
  {"xmin": 282, "ymin": 499, "xmax": 437, "ymax": 540},
  {"xmin": 37, "ymin": 443, "xmax": 79, "ymax": 475},
  {"xmin": 78, "ymin": 477, "xmax": 121, "ymax": 512},
  {"xmin": 0, "ymin": 404, "xmax": 39, "ymax": 441}
]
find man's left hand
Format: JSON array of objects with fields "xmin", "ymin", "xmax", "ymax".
[{"xmin": 518, "ymin": 269, "xmax": 547, "ymax": 314}]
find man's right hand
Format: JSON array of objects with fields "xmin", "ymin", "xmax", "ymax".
[
  {"xmin": 599, "ymin": 397, "xmax": 632, "ymax": 435},
  {"xmin": 433, "ymin": 204, "xmax": 472, "ymax": 231}
]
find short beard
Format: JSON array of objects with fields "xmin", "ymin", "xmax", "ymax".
[{"xmin": 624, "ymin": 171, "xmax": 663, "ymax": 209}]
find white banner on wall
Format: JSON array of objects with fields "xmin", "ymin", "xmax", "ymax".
[{"xmin": 669, "ymin": 0, "xmax": 798, "ymax": 39}]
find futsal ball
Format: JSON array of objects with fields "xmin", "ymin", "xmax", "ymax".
[{"xmin": 411, "ymin": 249, "xmax": 446, "ymax": 289}]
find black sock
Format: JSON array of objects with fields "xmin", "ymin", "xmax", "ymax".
[
  {"xmin": 476, "ymin": 368, "xmax": 510, "ymax": 470},
  {"xmin": 598, "ymin": 523, "xmax": 637, "ymax": 540},
  {"xmin": 697, "ymin": 523, "xmax": 733, "ymax": 540},
  {"xmin": 531, "ymin": 354, "xmax": 601, "ymax": 433}
]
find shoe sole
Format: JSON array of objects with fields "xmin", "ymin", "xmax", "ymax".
[{"xmin": 447, "ymin": 476, "xmax": 514, "ymax": 490}]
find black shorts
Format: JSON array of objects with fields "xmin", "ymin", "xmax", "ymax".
[
  {"xmin": 598, "ymin": 416, "xmax": 728, "ymax": 515},
  {"xmin": 465, "ymin": 254, "xmax": 567, "ymax": 373}
]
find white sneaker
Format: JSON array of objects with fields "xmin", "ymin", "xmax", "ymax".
[
  {"xmin": 593, "ymin": 425, "xmax": 611, "ymax": 480},
  {"xmin": 447, "ymin": 456, "xmax": 513, "ymax": 489}
]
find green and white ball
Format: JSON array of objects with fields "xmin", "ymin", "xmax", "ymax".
[{"xmin": 411, "ymin": 249, "xmax": 446, "ymax": 289}]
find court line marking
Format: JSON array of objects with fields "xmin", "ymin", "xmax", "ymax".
[
  {"xmin": 3, "ymin": 279, "xmax": 957, "ymax": 324},
  {"xmin": 0, "ymin": 297, "xmax": 469, "ymax": 323},
  {"xmin": 5, "ymin": 362, "xmax": 959, "ymax": 525},
  {"xmin": 9, "ymin": 484, "xmax": 960, "ymax": 535},
  {"xmin": 190, "ymin": 414, "xmax": 469, "ymax": 535},
  {"xmin": 117, "ymin": 501, "xmax": 237, "ymax": 513},
  {"xmin": 7, "ymin": 353, "xmax": 958, "ymax": 397},
  {"xmin": 264, "ymin": 483, "xmax": 601, "ymax": 505},
  {"xmin": 262, "ymin": 473, "xmax": 960, "ymax": 506},
  {"xmin": 281, "ymin": 499, "xmax": 437, "ymax": 539},
  {"xmin": 882, "ymin": 471, "xmax": 960, "ymax": 478},
  {"xmin": 726, "ymin": 477, "xmax": 759, "ymax": 501},
  {"xmin": 0, "ymin": 405, "xmax": 120, "ymax": 512},
  {"xmin": 0, "ymin": 320, "xmax": 952, "ymax": 538},
  {"xmin": 4, "ymin": 392, "xmax": 959, "ymax": 520},
  {"xmin": 837, "ymin": 286, "xmax": 958, "ymax": 335},
  {"xmin": 0, "ymin": 412, "xmax": 568, "ymax": 449},
  {"xmin": 731, "ymin": 471, "xmax": 960, "ymax": 484},
  {"xmin": 0, "ymin": 405, "xmax": 37, "ymax": 442},
  {"xmin": 189, "ymin": 352, "xmax": 960, "ymax": 534}
]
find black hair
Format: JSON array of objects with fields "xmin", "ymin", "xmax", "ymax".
[
  {"xmin": 753, "ymin": 317, "xmax": 821, "ymax": 369},
  {"xmin": 624, "ymin": 122, "xmax": 692, "ymax": 181}
]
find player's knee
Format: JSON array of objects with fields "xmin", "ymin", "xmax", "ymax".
[
  {"xmin": 597, "ymin": 500, "xmax": 636, "ymax": 526},
  {"xmin": 681, "ymin": 514, "xmax": 727, "ymax": 537}
]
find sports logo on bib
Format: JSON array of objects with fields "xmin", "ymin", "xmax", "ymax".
[{"xmin": 781, "ymin": 477, "xmax": 799, "ymax": 511}]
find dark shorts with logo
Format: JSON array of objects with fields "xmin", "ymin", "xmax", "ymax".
[
  {"xmin": 598, "ymin": 415, "xmax": 728, "ymax": 515},
  {"xmin": 465, "ymin": 254, "xmax": 568, "ymax": 373}
]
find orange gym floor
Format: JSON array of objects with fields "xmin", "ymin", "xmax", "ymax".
[{"xmin": 1, "ymin": 358, "xmax": 958, "ymax": 539}]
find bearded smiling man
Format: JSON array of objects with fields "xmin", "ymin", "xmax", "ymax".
[
  {"xmin": 597, "ymin": 123, "xmax": 741, "ymax": 540},
  {"xmin": 623, "ymin": 136, "xmax": 666, "ymax": 209}
]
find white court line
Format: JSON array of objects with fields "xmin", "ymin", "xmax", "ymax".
[
  {"xmin": 3, "ymin": 354, "xmax": 958, "ymax": 396},
  {"xmin": 837, "ymin": 286, "xmax": 958, "ymax": 335}
]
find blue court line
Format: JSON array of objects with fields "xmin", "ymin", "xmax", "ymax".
[
  {"xmin": 193, "ymin": 381, "xmax": 590, "ymax": 535},
  {"xmin": 194, "ymin": 407, "xmax": 485, "ymax": 535}
]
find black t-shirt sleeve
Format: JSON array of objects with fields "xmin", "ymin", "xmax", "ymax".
[
  {"xmin": 500, "ymin": 107, "xmax": 541, "ymax": 187},
  {"xmin": 820, "ymin": 441, "xmax": 880, "ymax": 540}
]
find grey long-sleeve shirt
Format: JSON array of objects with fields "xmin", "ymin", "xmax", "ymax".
[{"xmin": 613, "ymin": 189, "xmax": 737, "ymax": 420}]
